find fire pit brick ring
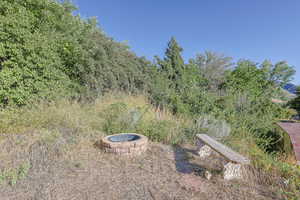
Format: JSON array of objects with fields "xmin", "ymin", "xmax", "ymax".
[{"xmin": 101, "ymin": 133, "xmax": 148, "ymax": 155}]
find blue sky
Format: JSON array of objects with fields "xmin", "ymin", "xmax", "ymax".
[{"xmin": 72, "ymin": 0, "xmax": 300, "ymax": 85}]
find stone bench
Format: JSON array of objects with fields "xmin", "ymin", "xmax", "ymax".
[{"xmin": 196, "ymin": 134, "xmax": 250, "ymax": 180}]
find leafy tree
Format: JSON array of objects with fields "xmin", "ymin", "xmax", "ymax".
[
  {"xmin": 225, "ymin": 60, "xmax": 271, "ymax": 98},
  {"xmin": 190, "ymin": 51, "xmax": 233, "ymax": 90},
  {"xmin": 260, "ymin": 60, "xmax": 295, "ymax": 87}
]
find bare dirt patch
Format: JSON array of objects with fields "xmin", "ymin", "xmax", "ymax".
[{"xmin": 0, "ymin": 133, "xmax": 283, "ymax": 200}]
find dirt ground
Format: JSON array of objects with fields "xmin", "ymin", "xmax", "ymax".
[{"xmin": 0, "ymin": 131, "xmax": 284, "ymax": 200}]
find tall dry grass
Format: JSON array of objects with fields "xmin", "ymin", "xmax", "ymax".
[{"xmin": 0, "ymin": 93, "xmax": 193, "ymax": 144}]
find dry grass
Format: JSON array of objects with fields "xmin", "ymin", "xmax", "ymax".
[
  {"xmin": 0, "ymin": 93, "xmax": 189, "ymax": 139},
  {"xmin": 0, "ymin": 134, "xmax": 283, "ymax": 200},
  {"xmin": 0, "ymin": 93, "xmax": 191, "ymax": 178}
]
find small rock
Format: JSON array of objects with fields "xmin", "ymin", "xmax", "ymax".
[
  {"xmin": 283, "ymin": 178, "xmax": 289, "ymax": 186},
  {"xmin": 204, "ymin": 170, "xmax": 212, "ymax": 180}
]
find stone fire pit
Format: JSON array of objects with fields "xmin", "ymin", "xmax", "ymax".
[{"xmin": 101, "ymin": 133, "xmax": 148, "ymax": 155}]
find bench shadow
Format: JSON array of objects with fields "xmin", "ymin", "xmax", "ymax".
[{"xmin": 172, "ymin": 144, "xmax": 206, "ymax": 176}]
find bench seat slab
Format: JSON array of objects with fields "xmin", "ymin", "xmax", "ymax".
[{"xmin": 196, "ymin": 134, "xmax": 250, "ymax": 165}]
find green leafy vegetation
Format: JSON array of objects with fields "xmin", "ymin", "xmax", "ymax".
[
  {"xmin": 0, "ymin": 0, "xmax": 299, "ymax": 198},
  {"xmin": 289, "ymin": 86, "xmax": 300, "ymax": 114},
  {"xmin": 0, "ymin": 0, "xmax": 150, "ymax": 106},
  {"xmin": 0, "ymin": 162, "xmax": 31, "ymax": 186}
]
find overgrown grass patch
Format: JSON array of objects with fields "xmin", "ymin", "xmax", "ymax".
[
  {"xmin": 226, "ymin": 132, "xmax": 300, "ymax": 199},
  {"xmin": 0, "ymin": 162, "xmax": 30, "ymax": 186}
]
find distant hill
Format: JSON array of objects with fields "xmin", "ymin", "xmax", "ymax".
[{"xmin": 283, "ymin": 83, "xmax": 298, "ymax": 94}]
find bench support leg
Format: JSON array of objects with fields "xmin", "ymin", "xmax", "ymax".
[
  {"xmin": 197, "ymin": 144, "xmax": 213, "ymax": 158},
  {"xmin": 223, "ymin": 162, "xmax": 243, "ymax": 180}
]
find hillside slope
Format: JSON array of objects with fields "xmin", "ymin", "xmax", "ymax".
[{"xmin": 0, "ymin": 95, "xmax": 290, "ymax": 200}]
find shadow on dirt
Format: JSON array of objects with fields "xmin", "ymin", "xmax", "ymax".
[{"xmin": 172, "ymin": 145, "xmax": 206, "ymax": 176}]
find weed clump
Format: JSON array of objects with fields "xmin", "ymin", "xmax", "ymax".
[{"xmin": 0, "ymin": 162, "xmax": 30, "ymax": 186}]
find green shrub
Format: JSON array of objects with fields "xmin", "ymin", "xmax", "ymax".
[
  {"xmin": 99, "ymin": 100, "xmax": 186, "ymax": 144},
  {"xmin": 194, "ymin": 115, "xmax": 231, "ymax": 139},
  {"xmin": 288, "ymin": 86, "xmax": 300, "ymax": 114},
  {"xmin": 226, "ymin": 133, "xmax": 300, "ymax": 199},
  {"xmin": 138, "ymin": 119, "xmax": 183, "ymax": 144},
  {"xmin": 100, "ymin": 102, "xmax": 129, "ymax": 134}
]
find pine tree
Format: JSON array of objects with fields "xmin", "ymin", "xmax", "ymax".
[{"xmin": 158, "ymin": 37, "xmax": 185, "ymax": 91}]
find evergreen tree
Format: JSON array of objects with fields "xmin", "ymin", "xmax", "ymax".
[{"xmin": 157, "ymin": 37, "xmax": 185, "ymax": 91}]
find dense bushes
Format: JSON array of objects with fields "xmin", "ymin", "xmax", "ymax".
[
  {"xmin": 0, "ymin": 0, "xmax": 75, "ymax": 105},
  {"xmin": 0, "ymin": 0, "xmax": 151, "ymax": 106},
  {"xmin": 289, "ymin": 86, "xmax": 300, "ymax": 114}
]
